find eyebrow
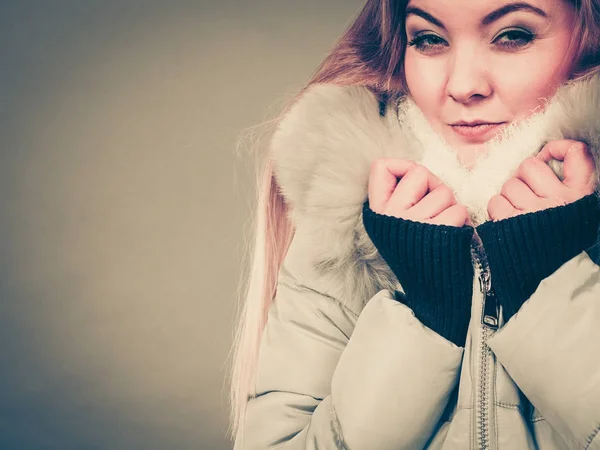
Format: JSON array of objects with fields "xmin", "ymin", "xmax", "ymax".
[{"xmin": 405, "ymin": 2, "xmax": 548, "ymax": 30}]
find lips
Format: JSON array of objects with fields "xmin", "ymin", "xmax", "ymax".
[{"xmin": 450, "ymin": 122, "xmax": 507, "ymax": 141}]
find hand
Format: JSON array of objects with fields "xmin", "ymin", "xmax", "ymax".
[
  {"xmin": 477, "ymin": 140, "xmax": 600, "ymax": 324},
  {"xmin": 367, "ymin": 158, "xmax": 473, "ymax": 227},
  {"xmin": 487, "ymin": 140, "xmax": 597, "ymax": 221},
  {"xmin": 362, "ymin": 158, "xmax": 475, "ymax": 347}
]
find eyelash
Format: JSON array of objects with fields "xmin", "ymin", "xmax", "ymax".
[{"xmin": 406, "ymin": 29, "xmax": 536, "ymax": 53}]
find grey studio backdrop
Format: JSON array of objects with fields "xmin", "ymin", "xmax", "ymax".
[{"xmin": 0, "ymin": 1, "xmax": 364, "ymax": 449}]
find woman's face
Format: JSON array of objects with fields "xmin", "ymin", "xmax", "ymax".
[{"xmin": 403, "ymin": 0, "xmax": 578, "ymax": 168}]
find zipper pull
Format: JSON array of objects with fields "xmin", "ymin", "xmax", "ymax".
[{"xmin": 479, "ymin": 270, "xmax": 499, "ymax": 330}]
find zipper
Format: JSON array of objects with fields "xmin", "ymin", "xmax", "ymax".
[
  {"xmin": 480, "ymin": 266, "xmax": 499, "ymax": 330},
  {"xmin": 471, "ymin": 231, "xmax": 500, "ymax": 450}
]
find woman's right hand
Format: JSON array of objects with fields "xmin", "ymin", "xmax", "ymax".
[
  {"xmin": 362, "ymin": 158, "xmax": 475, "ymax": 348},
  {"xmin": 367, "ymin": 158, "xmax": 472, "ymax": 227}
]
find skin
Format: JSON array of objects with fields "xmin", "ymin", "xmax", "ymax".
[{"xmin": 368, "ymin": 0, "xmax": 596, "ymax": 225}]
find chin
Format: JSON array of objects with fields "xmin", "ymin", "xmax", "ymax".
[
  {"xmin": 449, "ymin": 140, "xmax": 490, "ymax": 169},
  {"xmin": 459, "ymin": 149, "xmax": 488, "ymax": 170}
]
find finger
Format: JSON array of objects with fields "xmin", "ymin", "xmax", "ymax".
[
  {"xmin": 387, "ymin": 165, "xmax": 441, "ymax": 213},
  {"xmin": 536, "ymin": 139, "xmax": 578, "ymax": 163},
  {"xmin": 368, "ymin": 158, "xmax": 417, "ymax": 213},
  {"xmin": 488, "ymin": 194, "xmax": 518, "ymax": 221},
  {"xmin": 500, "ymin": 177, "xmax": 539, "ymax": 211},
  {"xmin": 404, "ymin": 184, "xmax": 456, "ymax": 221},
  {"xmin": 537, "ymin": 139, "xmax": 586, "ymax": 163},
  {"xmin": 428, "ymin": 204, "xmax": 469, "ymax": 227},
  {"xmin": 537, "ymin": 140, "xmax": 595, "ymax": 190},
  {"xmin": 563, "ymin": 144, "xmax": 596, "ymax": 191},
  {"xmin": 515, "ymin": 156, "xmax": 565, "ymax": 198}
]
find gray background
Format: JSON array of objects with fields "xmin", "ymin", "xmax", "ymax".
[{"xmin": 0, "ymin": 1, "xmax": 363, "ymax": 449}]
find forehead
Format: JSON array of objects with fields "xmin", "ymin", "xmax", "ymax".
[{"xmin": 404, "ymin": 0, "xmax": 569, "ymax": 22}]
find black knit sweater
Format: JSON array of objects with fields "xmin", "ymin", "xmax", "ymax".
[{"xmin": 362, "ymin": 194, "xmax": 600, "ymax": 347}]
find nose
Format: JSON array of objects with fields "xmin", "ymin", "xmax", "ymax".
[{"xmin": 445, "ymin": 47, "xmax": 492, "ymax": 103}]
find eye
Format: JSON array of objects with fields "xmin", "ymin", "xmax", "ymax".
[
  {"xmin": 493, "ymin": 28, "xmax": 536, "ymax": 49},
  {"xmin": 407, "ymin": 33, "xmax": 448, "ymax": 54}
]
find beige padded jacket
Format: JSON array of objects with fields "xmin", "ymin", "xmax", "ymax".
[{"xmin": 234, "ymin": 73, "xmax": 600, "ymax": 450}]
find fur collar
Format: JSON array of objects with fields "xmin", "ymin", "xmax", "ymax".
[{"xmin": 270, "ymin": 75, "xmax": 600, "ymax": 310}]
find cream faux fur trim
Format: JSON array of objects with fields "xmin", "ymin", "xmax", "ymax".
[{"xmin": 270, "ymin": 74, "xmax": 600, "ymax": 309}]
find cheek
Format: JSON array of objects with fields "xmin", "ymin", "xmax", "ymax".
[
  {"xmin": 492, "ymin": 30, "xmax": 576, "ymax": 115},
  {"xmin": 404, "ymin": 55, "xmax": 445, "ymax": 114},
  {"xmin": 493, "ymin": 50, "xmax": 572, "ymax": 117}
]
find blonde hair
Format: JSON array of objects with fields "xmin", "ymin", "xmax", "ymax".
[{"xmin": 226, "ymin": 0, "xmax": 600, "ymax": 441}]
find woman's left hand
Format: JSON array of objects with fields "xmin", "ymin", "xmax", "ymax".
[{"xmin": 487, "ymin": 139, "xmax": 597, "ymax": 221}]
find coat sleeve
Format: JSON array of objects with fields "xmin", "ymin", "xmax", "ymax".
[
  {"xmin": 234, "ymin": 240, "xmax": 465, "ymax": 450},
  {"xmin": 486, "ymin": 244, "xmax": 600, "ymax": 450}
]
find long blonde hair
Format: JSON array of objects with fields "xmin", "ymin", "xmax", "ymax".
[{"xmin": 226, "ymin": 0, "xmax": 600, "ymax": 441}]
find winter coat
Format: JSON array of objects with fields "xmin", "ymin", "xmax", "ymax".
[{"xmin": 234, "ymin": 73, "xmax": 600, "ymax": 450}]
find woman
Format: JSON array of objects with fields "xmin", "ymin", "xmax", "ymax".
[{"xmin": 229, "ymin": 0, "xmax": 600, "ymax": 448}]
